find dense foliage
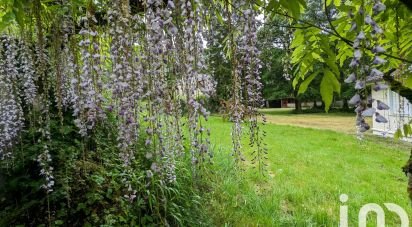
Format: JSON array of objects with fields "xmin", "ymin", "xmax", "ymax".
[
  {"xmin": 0, "ymin": 0, "xmax": 270, "ymax": 225},
  {"xmin": 289, "ymin": 0, "xmax": 412, "ymax": 137}
]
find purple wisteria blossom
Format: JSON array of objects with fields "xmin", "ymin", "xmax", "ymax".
[
  {"xmin": 0, "ymin": 37, "xmax": 24, "ymax": 159},
  {"xmin": 345, "ymin": 0, "xmax": 388, "ymax": 139}
]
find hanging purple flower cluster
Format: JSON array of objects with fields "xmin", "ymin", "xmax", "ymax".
[
  {"xmin": 0, "ymin": 37, "xmax": 24, "ymax": 159},
  {"xmin": 229, "ymin": 1, "xmax": 267, "ymax": 171},
  {"xmin": 108, "ymin": 0, "xmax": 137, "ymax": 167},
  {"xmin": 61, "ymin": 41, "xmax": 77, "ymax": 110},
  {"xmin": 32, "ymin": 5, "xmax": 57, "ymax": 193},
  {"xmin": 179, "ymin": 0, "xmax": 214, "ymax": 168},
  {"xmin": 108, "ymin": 0, "xmax": 141, "ymax": 201},
  {"xmin": 37, "ymin": 139, "xmax": 54, "ymax": 192},
  {"xmin": 345, "ymin": 0, "xmax": 388, "ymax": 139},
  {"xmin": 19, "ymin": 42, "xmax": 37, "ymax": 105},
  {"xmin": 140, "ymin": 0, "xmax": 175, "ymax": 182},
  {"xmin": 72, "ymin": 15, "xmax": 106, "ymax": 137},
  {"xmin": 0, "ymin": 0, "xmax": 268, "ymax": 197},
  {"xmin": 0, "ymin": 34, "xmax": 54, "ymax": 191},
  {"xmin": 58, "ymin": 15, "xmax": 76, "ymax": 110},
  {"xmin": 36, "ymin": 90, "xmax": 54, "ymax": 193},
  {"xmin": 228, "ymin": 1, "xmax": 246, "ymax": 164},
  {"xmin": 58, "ymin": 0, "xmax": 217, "ymax": 185},
  {"xmin": 239, "ymin": 5, "xmax": 267, "ymax": 172}
]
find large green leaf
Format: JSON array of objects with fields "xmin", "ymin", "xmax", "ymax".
[
  {"xmin": 279, "ymin": 0, "xmax": 304, "ymax": 19},
  {"xmin": 291, "ymin": 45, "xmax": 305, "ymax": 63},
  {"xmin": 320, "ymin": 68, "xmax": 340, "ymax": 111},
  {"xmin": 298, "ymin": 70, "xmax": 320, "ymax": 94},
  {"xmin": 215, "ymin": 10, "xmax": 224, "ymax": 25},
  {"xmin": 290, "ymin": 30, "xmax": 304, "ymax": 49},
  {"xmin": 266, "ymin": 0, "xmax": 280, "ymax": 12}
]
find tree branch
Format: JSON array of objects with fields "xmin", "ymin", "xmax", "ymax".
[
  {"xmin": 324, "ymin": 0, "xmax": 349, "ymax": 45},
  {"xmin": 251, "ymin": 0, "xmax": 412, "ymax": 64}
]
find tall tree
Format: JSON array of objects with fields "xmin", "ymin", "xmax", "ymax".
[{"xmin": 258, "ymin": 18, "xmax": 322, "ymax": 111}]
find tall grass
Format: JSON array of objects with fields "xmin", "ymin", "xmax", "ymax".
[{"xmin": 205, "ymin": 116, "xmax": 412, "ymax": 226}]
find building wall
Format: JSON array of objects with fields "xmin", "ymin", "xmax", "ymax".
[
  {"xmin": 285, "ymin": 100, "xmax": 323, "ymax": 109},
  {"xmin": 371, "ymin": 89, "xmax": 412, "ymax": 137}
]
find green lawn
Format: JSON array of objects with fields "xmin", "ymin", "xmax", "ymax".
[{"xmin": 205, "ymin": 115, "xmax": 412, "ymax": 226}]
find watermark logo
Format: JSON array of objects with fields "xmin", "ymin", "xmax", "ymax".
[{"xmin": 339, "ymin": 194, "xmax": 409, "ymax": 227}]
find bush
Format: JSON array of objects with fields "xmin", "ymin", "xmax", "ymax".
[{"xmin": 0, "ymin": 109, "xmax": 211, "ymax": 226}]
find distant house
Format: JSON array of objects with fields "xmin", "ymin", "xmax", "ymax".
[
  {"xmin": 371, "ymin": 88, "xmax": 412, "ymax": 137},
  {"xmin": 265, "ymin": 98, "xmax": 322, "ymax": 109},
  {"xmin": 265, "ymin": 98, "xmax": 295, "ymax": 108}
]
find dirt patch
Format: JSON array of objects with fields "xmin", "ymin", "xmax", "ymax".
[{"xmin": 261, "ymin": 109, "xmax": 372, "ymax": 134}]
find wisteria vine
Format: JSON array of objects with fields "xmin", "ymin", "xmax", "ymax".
[
  {"xmin": 344, "ymin": 0, "xmax": 389, "ymax": 139},
  {"xmin": 0, "ymin": 0, "xmax": 267, "ymax": 197},
  {"xmin": 228, "ymin": 0, "xmax": 267, "ymax": 172}
]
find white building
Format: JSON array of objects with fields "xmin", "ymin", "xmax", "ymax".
[{"xmin": 371, "ymin": 88, "xmax": 412, "ymax": 137}]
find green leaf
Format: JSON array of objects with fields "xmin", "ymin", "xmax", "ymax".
[
  {"xmin": 297, "ymin": 0, "xmax": 307, "ymax": 8},
  {"xmin": 279, "ymin": 0, "xmax": 302, "ymax": 18},
  {"xmin": 311, "ymin": 52, "xmax": 322, "ymax": 62},
  {"xmin": 291, "ymin": 30, "xmax": 304, "ymax": 49},
  {"xmin": 334, "ymin": 0, "xmax": 341, "ymax": 6},
  {"xmin": 326, "ymin": 0, "xmax": 340, "ymax": 6},
  {"xmin": 325, "ymin": 58, "xmax": 339, "ymax": 76},
  {"xmin": 292, "ymin": 76, "xmax": 299, "ymax": 89},
  {"xmin": 266, "ymin": 0, "xmax": 280, "ymax": 12},
  {"xmin": 298, "ymin": 70, "xmax": 319, "ymax": 94},
  {"xmin": 291, "ymin": 45, "xmax": 305, "ymax": 63},
  {"xmin": 320, "ymin": 77, "xmax": 333, "ymax": 112},
  {"xmin": 215, "ymin": 10, "xmax": 224, "ymax": 25},
  {"xmin": 326, "ymin": 0, "xmax": 333, "ymax": 6},
  {"xmin": 404, "ymin": 74, "xmax": 412, "ymax": 89},
  {"xmin": 327, "ymin": 68, "xmax": 340, "ymax": 93},
  {"xmin": 320, "ymin": 68, "xmax": 340, "ymax": 111}
]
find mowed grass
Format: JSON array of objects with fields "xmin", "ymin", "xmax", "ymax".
[
  {"xmin": 204, "ymin": 115, "xmax": 412, "ymax": 226},
  {"xmin": 260, "ymin": 108, "xmax": 371, "ymax": 134}
]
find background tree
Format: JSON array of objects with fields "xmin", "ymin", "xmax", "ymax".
[
  {"xmin": 205, "ymin": 22, "xmax": 232, "ymax": 112},
  {"xmin": 258, "ymin": 19, "xmax": 322, "ymax": 112}
]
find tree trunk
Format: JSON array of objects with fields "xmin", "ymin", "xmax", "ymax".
[
  {"xmin": 294, "ymin": 99, "xmax": 302, "ymax": 113},
  {"xmin": 313, "ymin": 100, "xmax": 318, "ymax": 108},
  {"xmin": 342, "ymin": 99, "xmax": 349, "ymax": 110}
]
